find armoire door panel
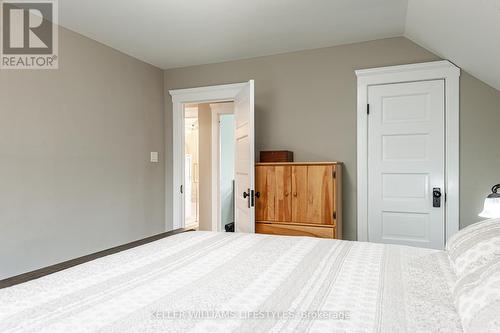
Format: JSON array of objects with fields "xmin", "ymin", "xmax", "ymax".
[
  {"xmin": 291, "ymin": 166, "xmax": 308, "ymax": 223},
  {"xmin": 308, "ymin": 165, "xmax": 335, "ymax": 225},
  {"xmin": 292, "ymin": 165, "xmax": 335, "ymax": 225},
  {"xmin": 255, "ymin": 166, "xmax": 275, "ymax": 221},
  {"xmin": 275, "ymin": 166, "xmax": 292, "ymax": 222}
]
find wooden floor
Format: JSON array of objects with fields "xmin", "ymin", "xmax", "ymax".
[{"xmin": 0, "ymin": 228, "xmax": 194, "ymax": 289}]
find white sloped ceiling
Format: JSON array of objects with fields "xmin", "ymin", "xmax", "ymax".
[
  {"xmin": 405, "ymin": 0, "xmax": 500, "ymax": 91},
  {"xmin": 58, "ymin": 0, "xmax": 408, "ymax": 69},
  {"xmin": 57, "ymin": 0, "xmax": 499, "ymax": 90}
]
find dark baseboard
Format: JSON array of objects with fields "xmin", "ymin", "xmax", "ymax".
[{"xmin": 0, "ymin": 228, "xmax": 194, "ymax": 289}]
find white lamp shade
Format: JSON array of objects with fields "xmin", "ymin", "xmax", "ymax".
[{"xmin": 479, "ymin": 197, "xmax": 500, "ymax": 218}]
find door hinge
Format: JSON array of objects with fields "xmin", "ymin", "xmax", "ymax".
[
  {"xmin": 367, "ymin": 104, "xmax": 370, "ymax": 115},
  {"xmin": 332, "ymin": 170, "xmax": 336, "ymax": 179},
  {"xmin": 333, "ymin": 211, "xmax": 337, "ymax": 220},
  {"xmin": 180, "ymin": 185, "xmax": 183, "ymax": 194}
]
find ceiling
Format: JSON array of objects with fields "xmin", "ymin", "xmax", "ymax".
[
  {"xmin": 59, "ymin": 0, "xmax": 500, "ymax": 91},
  {"xmin": 405, "ymin": 0, "xmax": 500, "ymax": 91},
  {"xmin": 59, "ymin": 0, "xmax": 407, "ymax": 68}
]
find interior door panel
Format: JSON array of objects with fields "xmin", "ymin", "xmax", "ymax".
[{"xmin": 367, "ymin": 80, "xmax": 445, "ymax": 249}]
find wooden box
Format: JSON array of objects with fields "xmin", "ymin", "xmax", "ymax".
[{"xmin": 260, "ymin": 151, "xmax": 294, "ymax": 163}]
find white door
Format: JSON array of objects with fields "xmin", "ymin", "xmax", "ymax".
[
  {"xmin": 234, "ymin": 80, "xmax": 255, "ymax": 233},
  {"xmin": 368, "ymin": 80, "xmax": 445, "ymax": 249}
]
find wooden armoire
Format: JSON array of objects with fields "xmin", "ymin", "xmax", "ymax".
[{"xmin": 255, "ymin": 162, "xmax": 342, "ymax": 239}]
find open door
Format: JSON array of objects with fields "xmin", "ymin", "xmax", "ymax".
[{"xmin": 234, "ymin": 80, "xmax": 255, "ymax": 233}]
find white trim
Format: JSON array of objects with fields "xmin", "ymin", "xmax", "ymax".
[
  {"xmin": 355, "ymin": 60, "xmax": 461, "ymax": 244},
  {"xmin": 210, "ymin": 103, "xmax": 234, "ymax": 232},
  {"xmin": 168, "ymin": 83, "xmax": 246, "ymax": 231}
]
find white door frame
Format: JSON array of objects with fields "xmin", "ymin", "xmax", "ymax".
[
  {"xmin": 355, "ymin": 60, "xmax": 460, "ymax": 243},
  {"xmin": 169, "ymin": 83, "xmax": 247, "ymax": 231},
  {"xmin": 210, "ymin": 103, "xmax": 234, "ymax": 232}
]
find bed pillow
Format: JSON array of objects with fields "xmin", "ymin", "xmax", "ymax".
[
  {"xmin": 445, "ymin": 218, "xmax": 500, "ymax": 332},
  {"xmin": 446, "ymin": 218, "xmax": 500, "ymax": 277}
]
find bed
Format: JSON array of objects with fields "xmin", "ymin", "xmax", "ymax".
[{"xmin": 1, "ymin": 219, "xmax": 499, "ymax": 332}]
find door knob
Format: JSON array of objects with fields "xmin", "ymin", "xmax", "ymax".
[
  {"xmin": 243, "ymin": 191, "xmax": 250, "ymax": 199},
  {"xmin": 433, "ymin": 187, "xmax": 442, "ymax": 207},
  {"xmin": 255, "ymin": 192, "xmax": 261, "ymax": 199}
]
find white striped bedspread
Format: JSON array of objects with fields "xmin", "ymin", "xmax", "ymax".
[{"xmin": 0, "ymin": 231, "xmax": 462, "ymax": 333}]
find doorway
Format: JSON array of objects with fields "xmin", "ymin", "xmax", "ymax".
[
  {"xmin": 182, "ymin": 102, "xmax": 236, "ymax": 231},
  {"xmin": 170, "ymin": 81, "xmax": 256, "ymax": 233},
  {"xmin": 356, "ymin": 61, "xmax": 460, "ymax": 250}
]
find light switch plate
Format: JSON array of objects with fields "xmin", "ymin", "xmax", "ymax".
[{"xmin": 150, "ymin": 152, "xmax": 159, "ymax": 163}]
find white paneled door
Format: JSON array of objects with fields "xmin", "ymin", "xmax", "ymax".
[
  {"xmin": 234, "ymin": 80, "xmax": 255, "ymax": 233},
  {"xmin": 368, "ymin": 80, "xmax": 445, "ymax": 249}
]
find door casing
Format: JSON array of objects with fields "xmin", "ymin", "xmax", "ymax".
[
  {"xmin": 355, "ymin": 60, "xmax": 460, "ymax": 245},
  {"xmin": 169, "ymin": 82, "xmax": 250, "ymax": 231}
]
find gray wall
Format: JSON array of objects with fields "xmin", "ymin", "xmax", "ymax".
[
  {"xmin": 460, "ymin": 73, "xmax": 500, "ymax": 228},
  {"xmin": 164, "ymin": 37, "xmax": 500, "ymax": 239},
  {"xmin": 197, "ymin": 103, "xmax": 212, "ymax": 231},
  {"xmin": 0, "ymin": 27, "xmax": 165, "ymax": 279}
]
